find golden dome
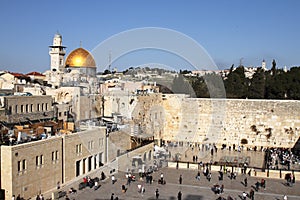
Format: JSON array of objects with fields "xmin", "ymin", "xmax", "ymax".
[{"xmin": 65, "ymin": 47, "xmax": 96, "ymax": 68}]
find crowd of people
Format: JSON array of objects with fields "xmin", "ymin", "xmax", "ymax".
[{"xmin": 266, "ymin": 147, "xmax": 300, "ymax": 170}]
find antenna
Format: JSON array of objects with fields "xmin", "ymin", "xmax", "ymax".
[
  {"xmin": 108, "ymin": 51, "xmax": 112, "ymax": 71},
  {"xmin": 239, "ymin": 57, "xmax": 244, "ymax": 67}
]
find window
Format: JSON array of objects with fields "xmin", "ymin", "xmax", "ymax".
[
  {"xmin": 37, "ymin": 104, "xmax": 40, "ymax": 111},
  {"xmin": 21, "ymin": 105, "xmax": 24, "ymax": 113},
  {"xmin": 18, "ymin": 159, "xmax": 26, "ymax": 173},
  {"xmin": 40, "ymin": 155, "xmax": 44, "ymax": 165},
  {"xmin": 36, "ymin": 155, "xmax": 44, "ymax": 168},
  {"xmin": 52, "ymin": 151, "xmax": 59, "ymax": 162},
  {"xmin": 41, "ymin": 103, "xmax": 44, "ymax": 111},
  {"xmin": 59, "ymin": 112, "xmax": 62, "ymax": 117},
  {"xmin": 76, "ymin": 144, "xmax": 82, "ymax": 154},
  {"xmin": 15, "ymin": 105, "xmax": 18, "ymax": 114},
  {"xmin": 45, "ymin": 103, "xmax": 48, "ymax": 111},
  {"xmin": 88, "ymin": 141, "xmax": 94, "ymax": 150},
  {"xmin": 8, "ymin": 106, "xmax": 12, "ymax": 114},
  {"xmin": 22, "ymin": 160, "xmax": 26, "ymax": 171},
  {"xmin": 36, "ymin": 156, "xmax": 39, "ymax": 166},
  {"xmin": 18, "ymin": 161, "xmax": 21, "ymax": 172},
  {"xmin": 30, "ymin": 104, "xmax": 33, "ymax": 112}
]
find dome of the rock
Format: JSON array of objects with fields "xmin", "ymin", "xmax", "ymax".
[{"xmin": 65, "ymin": 47, "xmax": 96, "ymax": 68}]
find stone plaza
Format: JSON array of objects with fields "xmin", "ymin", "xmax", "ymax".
[{"xmin": 51, "ymin": 166, "xmax": 300, "ymax": 200}]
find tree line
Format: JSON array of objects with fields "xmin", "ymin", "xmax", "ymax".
[{"xmin": 171, "ymin": 64, "xmax": 300, "ymax": 100}]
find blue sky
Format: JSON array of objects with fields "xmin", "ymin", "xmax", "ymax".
[{"xmin": 0, "ymin": 0, "xmax": 299, "ymax": 73}]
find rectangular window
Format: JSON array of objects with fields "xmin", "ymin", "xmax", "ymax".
[
  {"xmin": 18, "ymin": 161, "xmax": 21, "ymax": 172},
  {"xmin": 30, "ymin": 104, "xmax": 33, "ymax": 112},
  {"xmin": 45, "ymin": 103, "xmax": 48, "ymax": 111},
  {"xmin": 76, "ymin": 144, "xmax": 82, "ymax": 154},
  {"xmin": 40, "ymin": 155, "xmax": 44, "ymax": 165},
  {"xmin": 52, "ymin": 151, "xmax": 55, "ymax": 161},
  {"xmin": 8, "ymin": 106, "xmax": 12, "ymax": 114},
  {"xmin": 36, "ymin": 156, "xmax": 39, "ymax": 166},
  {"xmin": 15, "ymin": 105, "xmax": 18, "ymax": 114},
  {"xmin": 56, "ymin": 151, "xmax": 59, "ymax": 160},
  {"xmin": 22, "ymin": 159, "xmax": 26, "ymax": 171},
  {"xmin": 88, "ymin": 141, "xmax": 94, "ymax": 150},
  {"xmin": 26, "ymin": 104, "xmax": 28, "ymax": 113},
  {"xmin": 21, "ymin": 105, "xmax": 24, "ymax": 113}
]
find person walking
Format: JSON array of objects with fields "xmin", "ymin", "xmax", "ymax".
[
  {"xmin": 160, "ymin": 173, "xmax": 164, "ymax": 184},
  {"xmin": 242, "ymin": 191, "xmax": 247, "ymax": 200},
  {"xmin": 220, "ymin": 184, "xmax": 224, "ymax": 193},
  {"xmin": 196, "ymin": 171, "xmax": 201, "ymax": 180},
  {"xmin": 111, "ymin": 175, "xmax": 116, "ymax": 184},
  {"xmin": 255, "ymin": 181, "xmax": 260, "ymax": 191},
  {"xmin": 283, "ymin": 195, "xmax": 288, "ymax": 200},
  {"xmin": 207, "ymin": 172, "xmax": 211, "ymax": 182},
  {"xmin": 177, "ymin": 191, "xmax": 182, "ymax": 200},
  {"xmin": 179, "ymin": 174, "xmax": 182, "ymax": 184},
  {"xmin": 110, "ymin": 193, "xmax": 114, "ymax": 200},
  {"xmin": 244, "ymin": 177, "xmax": 248, "ymax": 187},
  {"xmin": 261, "ymin": 179, "xmax": 266, "ymax": 190},
  {"xmin": 249, "ymin": 189, "xmax": 254, "ymax": 200},
  {"xmin": 155, "ymin": 188, "xmax": 159, "ymax": 200}
]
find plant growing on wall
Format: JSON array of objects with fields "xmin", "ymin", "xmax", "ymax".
[
  {"xmin": 250, "ymin": 125, "xmax": 260, "ymax": 135},
  {"xmin": 265, "ymin": 127, "xmax": 272, "ymax": 140}
]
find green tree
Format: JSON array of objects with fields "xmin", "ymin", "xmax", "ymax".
[
  {"xmin": 248, "ymin": 68, "xmax": 266, "ymax": 99},
  {"xmin": 224, "ymin": 66, "xmax": 249, "ymax": 98}
]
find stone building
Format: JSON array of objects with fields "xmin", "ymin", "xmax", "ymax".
[
  {"xmin": 0, "ymin": 126, "xmax": 107, "ymax": 199},
  {"xmin": 0, "ymin": 95, "xmax": 54, "ymax": 125}
]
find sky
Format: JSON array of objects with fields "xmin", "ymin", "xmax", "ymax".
[{"xmin": 0, "ymin": 0, "xmax": 300, "ymax": 73}]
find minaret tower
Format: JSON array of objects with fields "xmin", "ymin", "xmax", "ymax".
[
  {"xmin": 262, "ymin": 59, "xmax": 266, "ymax": 71},
  {"xmin": 49, "ymin": 33, "xmax": 66, "ymax": 72}
]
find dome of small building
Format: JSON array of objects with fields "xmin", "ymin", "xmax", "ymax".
[{"xmin": 65, "ymin": 47, "xmax": 96, "ymax": 68}]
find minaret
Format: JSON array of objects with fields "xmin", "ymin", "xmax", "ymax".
[
  {"xmin": 49, "ymin": 33, "xmax": 66, "ymax": 72},
  {"xmin": 262, "ymin": 59, "xmax": 266, "ymax": 71}
]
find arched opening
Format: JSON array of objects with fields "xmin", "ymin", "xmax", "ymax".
[
  {"xmin": 241, "ymin": 139, "xmax": 248, "ymax": 145},
  {"xmin": 143, "ymin": 152, "xmax": 147, "ymax": 162}
]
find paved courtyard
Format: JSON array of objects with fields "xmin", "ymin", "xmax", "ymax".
[{"xmin": 60, "ymin": 167, "xmax": 300, "ymax": 200}]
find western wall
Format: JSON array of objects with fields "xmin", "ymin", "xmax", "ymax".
[{"xmin": 161, "ymin": 94, "xmax": 300, "ymax": 148}]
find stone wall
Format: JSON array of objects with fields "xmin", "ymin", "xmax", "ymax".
[
  {"xmin": 161, "ymin": 95, "xmax": 300, "ymax": 148},
  {"xmin": 117, "ymin": 143, "xmax": 153, "ymax": 173}
]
